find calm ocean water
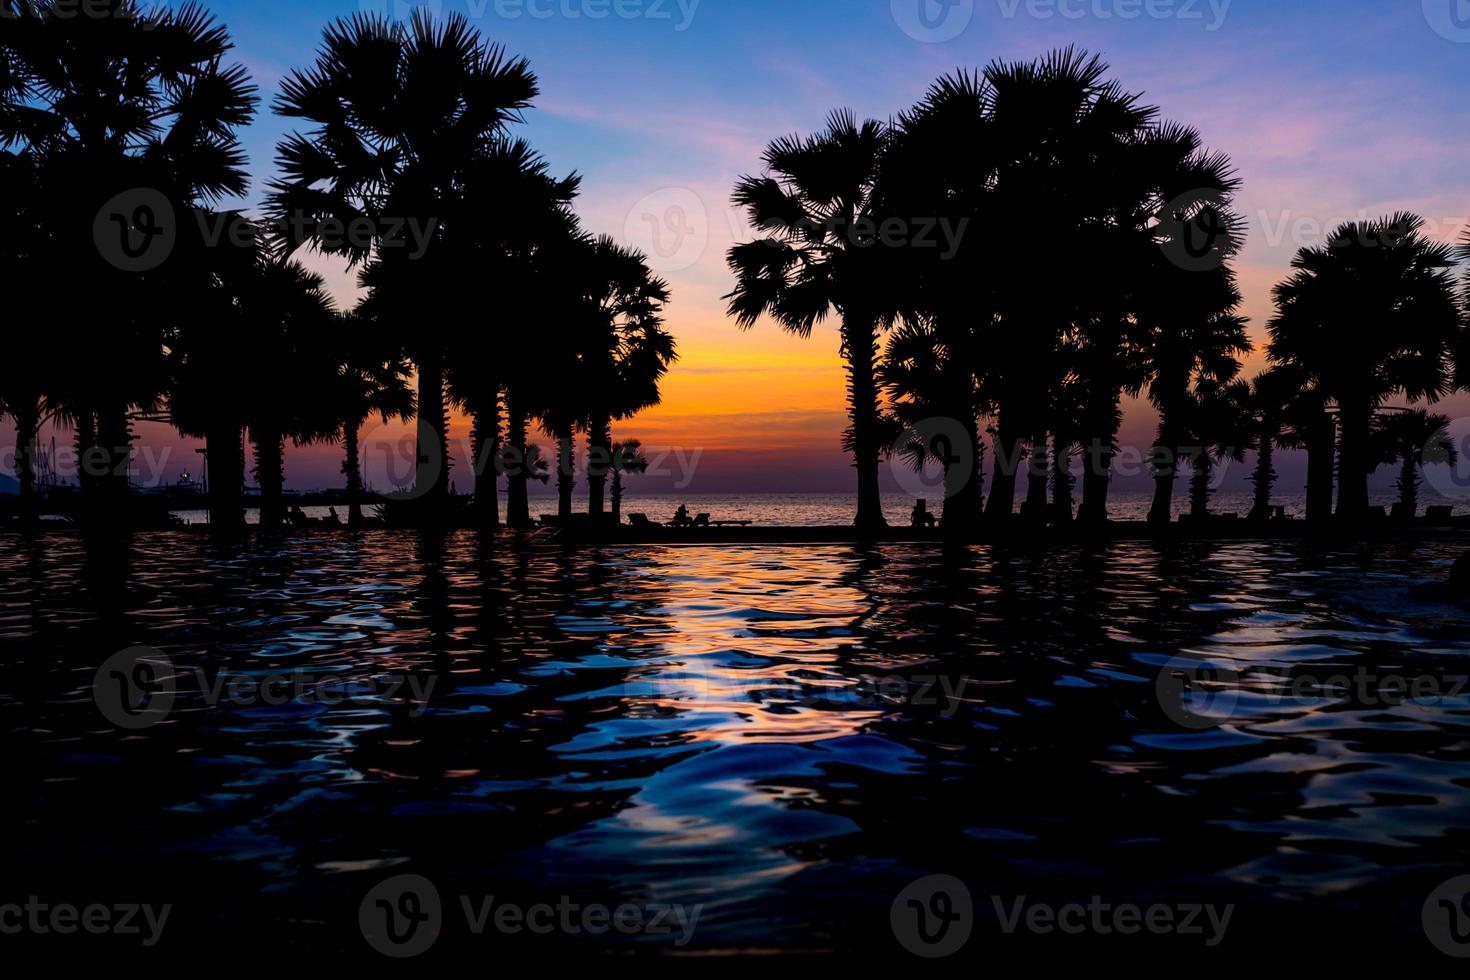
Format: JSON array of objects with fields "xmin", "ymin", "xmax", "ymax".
[
  {"xmin": 2, "ymin": 530, "xmax": 1469, "ymax": 960},
  {"xmin": 171, "ymin": 489, "xmax": 1459, "ymax": 526}
]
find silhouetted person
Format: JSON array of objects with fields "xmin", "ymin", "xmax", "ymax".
[
  {"xmin": 911, "ymin": 499, "xmax": 937, "ymax": 530},
  {"xmin": 672, "ymin": 505, "xmax": 691, "ymax": 528}
]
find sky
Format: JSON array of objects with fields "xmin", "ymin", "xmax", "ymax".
[{"xmin": 9, "ymin": 0, "xmax": 1470, "ymax": 499}]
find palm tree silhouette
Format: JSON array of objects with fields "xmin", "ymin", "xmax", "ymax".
[
  {"xmin": 728, "ymin": 110, "xmax": 892, "ymax": 532},
  {"xmin": 1375, "ymin": 409, "xmax": 1456, "ymax": 520},
  {"xmin": 1240, "ymin": 366, "xmax": 1308, "ymax": 522},
  {"xmin": 330, "ymin": 309, "xmax": 414, "ymax": 527},
  {"xmin": 1270, "ymin": 215, "xmax": 1461, "ymax": 523},
  {"xmin": 7, "ymin": 0, "xmax": 256, "ymax": 526},
  {"xmin": 1184, "ymin": 379, "xmax": 1252, "ymax": 520},
  {"xmin": 271, "ymin": 10, "xmax": 538, "ymax": 516},
  {"xmin": 609, "ymin": 440, "xmax": 649, "ymax": 526}
]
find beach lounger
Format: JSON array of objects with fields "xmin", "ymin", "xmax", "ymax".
[
  {"xmin": 628, "ymin": 514, "xmax": 656, "ymax": 529},
  {"xmin": 693, "ymin": 514, "xmax": 711, "ymax": 528}
]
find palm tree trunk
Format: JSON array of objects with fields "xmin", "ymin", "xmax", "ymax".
[
  {"xmin": 253, "ymin": 425, "xmax": 286, "ymax": 529},
  {"xmin": 587, "ymin": 412, "xmax": 611, "ymax": 520},
  {"xmin": 1336, "ymin": 399, "xmax": 1372, "ymax": 522},
  {"xmin": 1190, "ymin": 453, "xmax": 1213, "ymax": 520},
  {"xmin": 844, "ymin": 318, "xmax": 886, "ymax": 533},
  {"xmin": 612, "ymin": 470, "xmax": 624, "ymax": 525},
  {"xmin": 986, "ymin": 404, "xmax": 1023, "ymax": 522},
  {"xmin": 12, "ymin": 397, "xmax": 41, "ymax": 521},
  {"xmin": 75, "ymin": 410, "xmax": 99, "ymax": 512},
  {"xmin": 557, "ymin": 428, "xmax": 575, "ymax": 519},
  {"xmin": 507, "ymin": 388, "xmax": 531, "ymax": 529},
  {"xmin": 1148, "ymin": 427, "xmax": 1181, "ymax": 526},
  {"xmin": 471, "ymin": 392, "xmax": 501, "ymax": 530},
  {"xmin": 1249, "ymin": 423, "xmax": 1277, "ymax": 522},
  {"xmin": 1397, "ymin": 454, "xmax": 1419, "ymax": 520},
  {"xmin": 1051, "ymin": 439, "xmax": 1074, "ymax": 522},
  {"xmin": 97, "ymin": 400, "xmax": 132, "ymax": 522},
  {"xmin": 415, "ymin": 348, "xmax": 449, "ymax": 505},
  {"xmin": 343, "ymin": 418, "xmax": 364, "ymax": 527},
  {"xmin": 1021, "ymin": 435, "xmax": 1050, "ymax": 520},
  {"xmin": 940, "ymin": 415, "xmax": 984, "ymax": 537},
  {"xmin": 206, "ymin": 421, "xmax": 245, "ymax": 530},
  {"xmin": 1305, "ymin": 413, "xmax": 1336, "ymax": 523},
  {"xmin": 1077, "ymin": 395, "xmax": 1120, "ymax": 525}
]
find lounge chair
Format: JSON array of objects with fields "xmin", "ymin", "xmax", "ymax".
[
  {"xmin": 693, "ymin": 513, "xmax": 711, "ymax": 528},
  {"xmin": 628, "ymin": 513, "xmax": 656, "ymax": 529}
]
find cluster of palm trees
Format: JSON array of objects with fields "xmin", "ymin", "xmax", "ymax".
[
  {"xmin": 1, "ymin": 3, "xmax": 675, "ymax": 530},
  {"xmin": 729, "ymin": 49, "xmax": 1469, "ymax": 532}
]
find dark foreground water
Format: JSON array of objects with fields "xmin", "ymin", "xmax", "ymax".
[{"xmin": 3, "ymin": 531, "xmax": 1470, "ymax": 963}]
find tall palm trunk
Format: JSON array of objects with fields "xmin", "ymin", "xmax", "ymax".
[
  {"xmin": 206, "ymin": 421, "xmax": 245, "ymax": 530},
  {"xmin": 587, "ymin": 412, "xmax": 611, "ymax": 521},
  {"xmin": 1305, "ymin": 414, "xmax": 1336, "ymax": 523},
  {"xmin": 97, "ymin": 400, "xmax": 132, "ymax": 521},
  {"xmin": 940, "ymin": 414, "xmax": 984, "ymax": 537},
  {"xmin": 253, "ymin": 425, "xmax": 286, "ymax": 529},
  {"xmin": 986, "ymin": 403, "xmax": 1024, "ymax": 521},
  {"xmin": 75, "ymin": 410, "xmax": 99, "ymax": 509},
  {"xmin": 1148, "ymin": 406, "xmax": 1185, "ymax": 526},
  {"xmin": 1190, "ymin": 453, "xmax": 1213, "ymax": 520},
  {"xmin": 1021, "ymin": 434, "xmax": 1049, "ymax": 520},
  {"xmin": 1077, "ymin": 393, "xmax": 1121, "ymax": 525},
  {"xmin": 1051, "ymin": 438, "xmax": 1074, "ymax": 522},
  {"xmin": 12, "ymin": 397, "xmax": 41, "ymax": 521},
  {"xmin": 470, "ymin": 393, "xmax": 501, "ymax": 530},
  {"xmin": 556, "ymin": 428, "xmax": 576, "ymax": 520},
  {"xmin": 844, "ymin": 317, "xmax": 886, "ymax": 533},
  {"xmin": 611, "ymin": 469, "xmax": 624, "ymax": 525},
  {"xmin": 1249, "ymin": 422, "xmax": 1277, "ymax": 522},
  {"xmin": 506, "ymin": 388, "xmax": 531, "ymax": 529},
  {"xmin": 343, "ymin": 417, "xmax": 365, "ymax": 527},
  {"xmin": 415, "ymin": 348, "xmax": 449, "ymax": 506},
  {"xmin": 1397, "ymin": 453, "xmax": 1419, "ymax": 519},
  {"xmin": 1336, "ymin": 398, "xmax": 1372, "ymax": 522}
]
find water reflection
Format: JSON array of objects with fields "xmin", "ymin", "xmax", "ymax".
[{"xmin": 1, "ymin": 533, "xmax": 1468, "ymax": 958}]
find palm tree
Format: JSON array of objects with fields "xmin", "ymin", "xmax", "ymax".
[
  {"xmin": 331, "ymin": 309, "xmax": 414, "ymax": 527},
  {"xmin": 1142, "ymin": 264, "xmax": 1251, "ymax": 525},
  {"xmin": 1241, "ymin": 366, "xmax": 1308, "ymax": 521},
  {"xmin": 1269, "ymin": 215, "xmax": 1461, "ymax": 523},
  {"xmin": 1185, "ymin": 379, "xmax": 1253, "ymax": 520},
  {"xmin": 241, "ymin": 260, "xmax": 338, "ymax": 529},
  {"xmin": 271, "ymin": 10, "xmax": 538, "ymax": 515},
  {"xmin": 609, "ymin": 440, "xmax": 648, "ymax": 526},
  {"xmin": 1376, "ymin": 410, "xmax": 1456, "ymax": 521},
  {"xmin": 727, "ymin": 110, "xmax": 892, "ymax": 532},
  {"xmin": 581, "ymin": 237, "xmax": 674, "ymax": 522},
  {"xmin": 7, "ymin": 0, "xmax": 256, "ymax": 525}
]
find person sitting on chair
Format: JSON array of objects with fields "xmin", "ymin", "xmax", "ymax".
[
  {"xmin": 672, "ymin": 505, "xmax": 691, "ymax": 528},
  {"xmin": 911, "ymin": 499, "xmax": 937, "ymax": 529}
]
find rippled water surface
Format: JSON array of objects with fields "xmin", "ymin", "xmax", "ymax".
[{"xmin": 3, "ymin": 531, "xmax": 1469, "ymax": 960}]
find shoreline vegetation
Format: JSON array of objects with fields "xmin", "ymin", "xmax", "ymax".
[{"xmin": 2, "ymin": 5, "xmax": 1468, "ymax": 541}]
